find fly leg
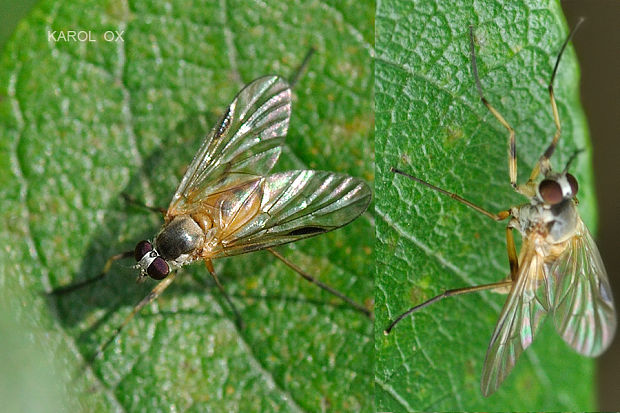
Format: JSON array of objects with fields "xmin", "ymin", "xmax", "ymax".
[
  {"xmin": 391, "ymin": 168, "xmax": 511, "ymax": 222},
  {"xmin": 469, "ymin": 25, "xmax": 521, "ymax": 193},
  {"xmin": 86, "ymin": 272, "xmax": 177, "ymax": 364},
  {"xmin": 50, "ymin": 193, "xmax": 164, "ymax": 295},
  {"xmin": 205, "ymin": 260, "xmax": 245, "ymax": 329},
  {"xmin": 384, "ymin": 280, "xmax": 513, "ymax": 334},
  {"xmin": 121, "ymin": 192, "xmax": 166, "ymax": 215},
  {"xmin": 267, "ymin": 248, "xmax": 372, "ymax": 319},
  {"xmin": 530, "ymin": 18, "xmax": 584, "ymax": 182},
  {"xmin": 506, "ymin": 223, "xmax": 519, "ymax": 281},
  {"xmin": 387, "ymin": 169, "xmax": 520, "ymax": 334},
  {"xmin": 528, "ymin": 18, "xmax": 584, "ymax": 182},
  {"xmin": 50, "ymin": 250, "xmax": 134, "ymax": 295}
]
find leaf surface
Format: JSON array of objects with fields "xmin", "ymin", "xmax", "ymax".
[
  {"xmin": 375, "ymin": 0, "xmax": 596, "ymax": 410},
  {"xmin": 0, "ymin": 0, "xmax": 375, "ymax": 411}
]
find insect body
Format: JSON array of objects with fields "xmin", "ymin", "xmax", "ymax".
[
  {"xmin": 130, "ymin": 74, "xmax": 371, "ymax": 318},
  {"xmin": 386, "ymin": 21, "xmax": 616, "ymax": 396},
  {"xmin": 479, "ymin": 168, "xmax": 615, "ymax": 395},
  {"xmin": 133, "ymin": 76, "xmax": 371, "ymax": 283},
  {"xmin": 57, "ymin": 74, "xmax": 372, "ymax": 361}
]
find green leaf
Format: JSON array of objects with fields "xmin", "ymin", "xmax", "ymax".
[
  {"xmin": 0, "ymin": 0, "xmax": 374, "ymax": 411},
  {"xmin": 376, "ymin": 0, "xmax": 595, "ymax": 411}
]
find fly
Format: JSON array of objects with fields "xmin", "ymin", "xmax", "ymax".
[
  {"xmin": 54, "ymin": 53, "xmax": 372, "ymax": 362},
  {"xmin": 384, "ymin": 19, "xmax": 616, "ymax": 396}
]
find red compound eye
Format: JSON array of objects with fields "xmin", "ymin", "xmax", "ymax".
[
  {"xmin": 134, "ymin": 240, "xmax": 152, "ymax": 261},
  {"xmin": 147, "ymin": 257, "xmax": 169, "ymax": 280},
  {"xmin": 539, "ymin": 179, "xmax": 563, "ymax": 205},
  {"xmin": 566, "ymin": 173, "xmax": 578, "ymax": 197}
]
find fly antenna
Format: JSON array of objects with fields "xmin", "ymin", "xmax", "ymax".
[{"xmin": 563, "ymin": 148, "xmax": 585, "ymax": 174}]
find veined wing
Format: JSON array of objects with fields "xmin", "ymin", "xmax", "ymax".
[
  {"xmin": 552, "ymin": 219, "xmax": 616, "ymax": 356},
  {"xmin": 167, "ymin": 76, "xmax": 291, "ymax": 217},
  {"xmin": 213, "ymin": 170, "xmax": 371, "ymax": 257},
  {"xmin": 481, "ymin": 239, "xmax": 552, "ymax": 397}
]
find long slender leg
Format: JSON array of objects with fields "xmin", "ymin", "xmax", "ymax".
[
  {"xmin": 391, "ymin": 168, "xmax": 511, "ymax": 222},
  {"xmin": 506, "ymin": 225, "xmax": 519, "ymax": 281},
  {"xmin": 469, "ymin": 26, "xmax": 519, "ymax": 190},
  {"xmin": 384, "ymin": 280, "xmax": 513, "ymax": 335},
  {"xmin": 205, "ymin": 260, "xmax": 244, "ymax": 328},
  {"xmin": 121, "ymin": 192, "xmax": 166, "ymax": 215},
  {"xmin": 289, "ymin": 47, "xmax": 315, "ymax": 88},
  {"xmin": 88, "ymin": 272, "xmax": 177, "ymax": 363},
  {"xmin": 53, "ymin": 192, "xmax": 165, "ymax": 295},
  {"xmin": 528, "ymin": 18, "xmax": 585, "ymax": 181},
  {"xmin": 50, "ymin": 251, "xmax": 134, "ymax": 295},
  {"xmin": 267, "ymin": 248, "xmax": 373, "ymax": 319}
]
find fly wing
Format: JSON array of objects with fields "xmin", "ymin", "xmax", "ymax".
[
  {"xmin": 481, "ymin": 240, "xmax": 551, "ymax": 397},
  {"xmin": 552, "ymin": 219, "xmax": 616, "ymax": 356},
  {"xmin": 212, "ymin": 170, "xmax": 371, "ymax": 257},
  {"xmin": 167, "ymin": 76, "xmax": 291, "ymax": 217}
]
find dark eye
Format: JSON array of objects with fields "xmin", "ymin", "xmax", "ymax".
[
  {"xmin": 566, "ymin": 173, "xmax": 578, "ymax": 197},
  {"xmin": 539, "ymin": 179, "xmax": 563, "ymax": 205},
  {"xmin": 147, "ymin": 257, "xmax": 169, "ymax": 280},
  {"xmin": 134, "ymin": 240, "xmax": 153, "ymax": 261}
]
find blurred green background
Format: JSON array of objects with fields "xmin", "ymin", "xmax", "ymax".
[{"xmin": 0, "ymin": 0, "xmax": 40, "ymax": 51}]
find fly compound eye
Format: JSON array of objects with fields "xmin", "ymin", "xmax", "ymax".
[
  {"xmin": 566, "ymin": 173, "xmax": 578, "ymax": 197},
  {"xmin": 538, "ymin": 179, "xmax": 563, "ymax": 205},
  {"xmin": 147, "ymin": 257, "xmax": 169, "ymax": 280},
  {"xmin": 134, "ymin": 240, "xmax": 153, "ymax": 261}
]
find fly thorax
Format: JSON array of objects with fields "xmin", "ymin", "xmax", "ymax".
[
  {"xmin": 514, "ymin": 204, "xmax": 547, "ymax": 236},
  {"xmin": 155, "ymin": 215, "xmax": 204, "ymax": 261},
  {"xmin": 546, "ymin": 200, "xmax": 579, "ymax": 243}
]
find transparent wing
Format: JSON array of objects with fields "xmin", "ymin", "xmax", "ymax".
[
  {"xmin": 167, "ymin": 75, "xmax": 291, "ymax": 216},
  {"xmin": 481, "ymin": 240, "xmax": 552, "ymax": 397},
  {"xmin": 552, "ymin": 219, "xmax": 616, "ymax": 356},
  {"xmin": 213, "ymin": 170, "xmax": 372, "ymax": 257}
]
